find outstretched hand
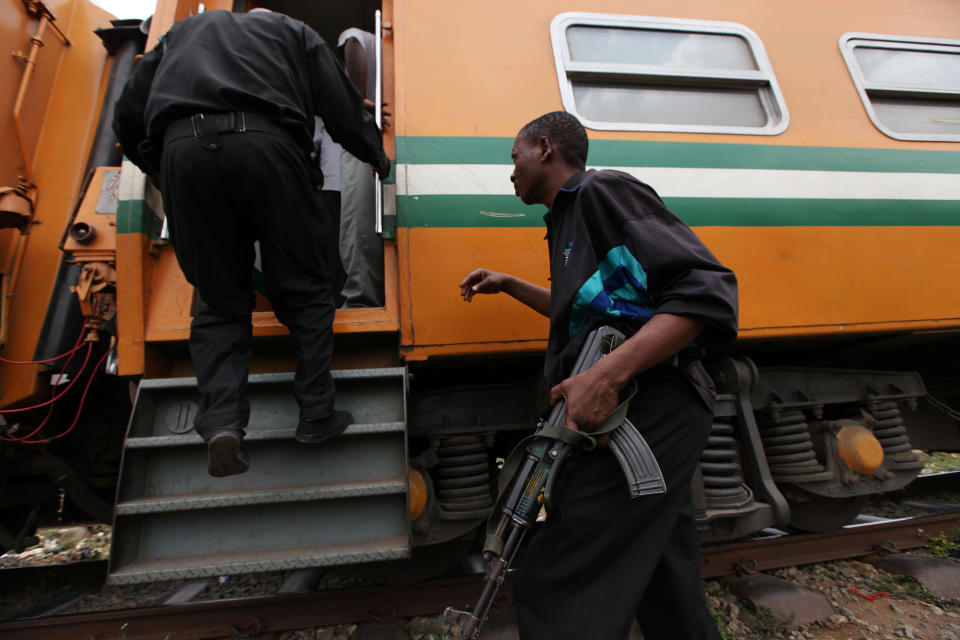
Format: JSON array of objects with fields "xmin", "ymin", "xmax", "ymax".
[{"xmin": 459, "ymin": 268, "xmax": 509, "ymax": 302}]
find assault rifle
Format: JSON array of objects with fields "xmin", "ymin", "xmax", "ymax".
[{"xmin": 444, "ymin": 325, "xmax": 667, "ymax": 639}]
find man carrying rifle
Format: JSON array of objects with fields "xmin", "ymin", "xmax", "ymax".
[{"xmin": 458, "ymin": 111, "xmax": 738, "ymax": 639}]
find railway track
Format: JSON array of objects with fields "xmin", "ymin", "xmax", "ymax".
[{"xmin": 1, "ymin": 474, "xmax": 958, "ymax": 639}]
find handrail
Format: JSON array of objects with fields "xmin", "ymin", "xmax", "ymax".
[
  {"xmin": 12, "ymin": 1, "xmax": 72, "ymax": 188},
  {"xmin": 1, "ymin": 1, "xmax": 72, "ymax": 347},
  {"xmin": 373, "ymin": 9, "xmax": 383, "ymax": 235}
]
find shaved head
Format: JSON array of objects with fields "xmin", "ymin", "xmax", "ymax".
[{"xmin": 517, "ymin": 111, "xmax": 588, "ymax": 170}]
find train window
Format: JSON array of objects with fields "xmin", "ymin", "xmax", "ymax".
[
  {"xmin": 549, "ymin": 13, "xmax": 789, "ymax": 135},
  {"xmin": 840, "ymin": 33, "xmax": 960, "ymax": 142}
]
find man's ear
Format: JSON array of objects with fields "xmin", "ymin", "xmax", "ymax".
[{"xmin": 538, "ymin": 136, "xmax": 553, "ymax": 162}]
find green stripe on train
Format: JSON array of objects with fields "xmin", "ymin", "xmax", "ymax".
[
  {"xmin": 117, "ymin": 199, "xmax": 162, "ymax": 236},
  {"xmin": 396, "ymin": 137, "xmax": 960, "ymax": 173},
  {"xmin": 398, "ymin": 195, "xmax": 960, "ymax": 228}
]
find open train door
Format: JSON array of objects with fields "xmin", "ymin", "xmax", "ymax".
[
  {"xmin": 245, "ymin": 0, "xmax": 402, "ymax": 343},
  {"xmin": 112, "ymin": 0, "xmax": 400, "ymax": 377}
]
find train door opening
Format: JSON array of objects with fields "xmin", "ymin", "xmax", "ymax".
[{"xmin": 238, "ymin": 0, "xmax": 395, "ymax": 319}]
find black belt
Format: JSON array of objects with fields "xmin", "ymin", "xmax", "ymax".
[{"xmin": 163, "ymin": 111, "xmax": 291, "ymax": 145}]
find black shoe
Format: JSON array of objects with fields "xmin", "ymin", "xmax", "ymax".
[
  {"xmin": 295, "ymin": 410, "xmax": 353, "ymax": 444},
  {"xmin": 207, "ymin": 431, "xmax": 250, "ymax": 477}
]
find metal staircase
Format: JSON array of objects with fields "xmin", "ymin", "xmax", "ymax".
[{"xmin": 108, "ymin": 368, "xmax": 408, "ymax": 584}]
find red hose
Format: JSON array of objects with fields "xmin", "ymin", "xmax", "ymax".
[
  {"xmin": 0, "ymin": 343, "xmax": 94, "ymax": 415},
  {"xmin": 0, "ymin": 342, "xmax": 87, "ymax": 365},
  {"xmin": 22, "ymin": 344, "xmax": 113, "ymax": 443}
]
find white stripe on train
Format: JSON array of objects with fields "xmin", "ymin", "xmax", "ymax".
[{"xmin": 395, "ymin": 164, "xmax": 960, "ymax": 200}]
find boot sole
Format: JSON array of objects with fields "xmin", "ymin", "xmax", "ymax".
[
  {"xmin": 208, "ymin": 435, "xmax": 250, "ymax": 477},
  {"xmin": 294, "ymin": 421, "xmax": 350, "ymax": 444}
]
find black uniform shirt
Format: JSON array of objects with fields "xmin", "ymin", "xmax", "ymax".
[
  {"xmin": 543, "ymin": 169, "xmax": 739, "ymax": 408},
  {"xmin": 114, "ymin": 10, "xmax": 387, "ymax": 175}
]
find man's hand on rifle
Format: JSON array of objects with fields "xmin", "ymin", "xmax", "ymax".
[
  {"xmin": 549, "ymin": 314, "xmax": 709, "ymax": 445},
  {"xmin": 550, "ymin": 366, "xmax": 619, "ymax": 445}
]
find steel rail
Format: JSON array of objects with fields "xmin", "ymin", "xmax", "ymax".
[
  {"xmin": 0, "ymin": 574, "xmax": 514, "ymax": 640},
  {"xmin": 700, "ymin": 511, "xmax": 960, "ymax": 579},
  {"xmin": 904, "ymin": 470, "xmax": 960, "ymax": 496}
]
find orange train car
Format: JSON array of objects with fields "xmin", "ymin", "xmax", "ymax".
[{"xmin": 1, "ymin": 0, "xmax": 958, "ymax": 581}]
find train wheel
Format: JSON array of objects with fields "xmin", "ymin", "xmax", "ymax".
[{"xmin": 787, "ymin": 492, "xmax": 870, "ymax": 532}]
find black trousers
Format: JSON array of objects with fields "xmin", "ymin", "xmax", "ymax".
[
  {"xmin": 515, "ymin": 369, "xmax": 720, "ymax": 640},
  {"xmin": 320, "ymin": 190, "xmax": 346, "ymax": 307},
  {"xmin": 161, "ymin": 129, "xmax": 337, "ymax": 440}
]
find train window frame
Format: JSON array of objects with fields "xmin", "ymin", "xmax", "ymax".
[
  {"xmin": 549, "ymin": 12, "xmax": 789, "ymax": 135},
  {"xmin": 840, "ymin": 33, "xmax": 960, "ymax": 142}
]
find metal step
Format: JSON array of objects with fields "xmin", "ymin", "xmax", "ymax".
[{"xmin": 109, "ymin": 369, "xmax": 409, "ymax": 585}]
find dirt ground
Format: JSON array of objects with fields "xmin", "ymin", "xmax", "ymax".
[
  {"xmin": 708, "ymin": 557, "xmax": 960, "ymax": 640},
  {"xmin": 800, "ymin": 598, "xmax": 960, "ymax": 640}
]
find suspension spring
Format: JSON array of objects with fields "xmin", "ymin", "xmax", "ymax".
[
  {"xmin": 434, "ymin": 435, "xmax": 493, "ymax": 514},
  {"xmin": 865, "ymin": 401, "xmax": 919, "ymax": 464},
  {"xmin": 699, "ymin": 420, "xmax": 753, "ymax": 509},
  {"xmin": 758, "ymin": 408, "xmax": 824, "ymax": 478}
]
